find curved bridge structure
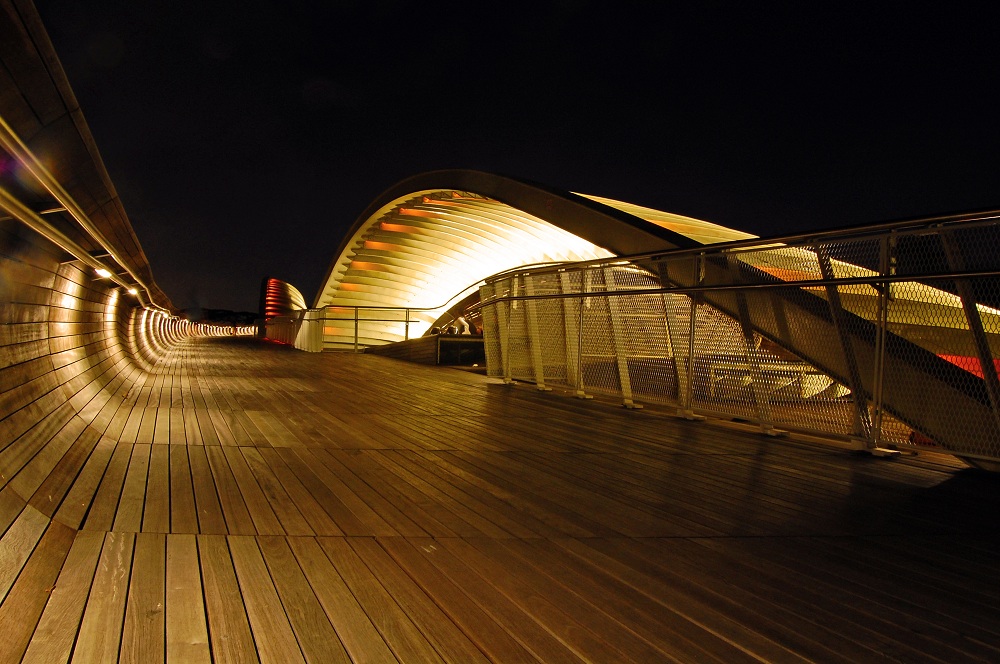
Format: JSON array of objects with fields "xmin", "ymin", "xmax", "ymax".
[{"xmin": 3, "ymin": 3, "xmax": 1000, "ymax": 663}]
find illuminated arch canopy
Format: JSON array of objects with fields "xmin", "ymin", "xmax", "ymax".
[{"xmin": 314, "ymin": 170, "xmax": 753, "ymax": 340}]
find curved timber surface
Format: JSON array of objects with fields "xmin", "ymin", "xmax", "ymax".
[
  {"xmin": 3, "ymin": 3, "xmax": 1000, "ymax": 660},
  {"xmin": 3, "ymin": 326, "xmax": 1000, "ymax": 661}
]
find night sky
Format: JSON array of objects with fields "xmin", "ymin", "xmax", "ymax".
[{"xmin": 35, "ymin": 1, "xmax": 1000, "ymax": 314}]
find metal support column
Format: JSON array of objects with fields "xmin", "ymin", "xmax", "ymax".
[
  {"xmin": 940, "ymin": 231, "xmax": 1000, "ymax": 435},
  {"xmin": 522, "ymin": 275, "xmax": 551, "ymax": 390},
  {"xmin": 559, "ymin": 271, "xmax": 590, "ymax": 398},
  {"xmin": 494, "ymin": 278, "xmax": 515, "ymax": 384},
  {"xmin": 814, "ymin": 245, "xmax": 876, "ymax": 448},
  {"xmin": 725, "ymin": 254, "xmax": 777, "ymax": 435},
  {"xmin": 603, "ymin": 267, "xmax": 641, "ymax": 408},
  {"xmin": 663, "ymin": 254, "xmax": 704, "ymax": 420},
  {"xmin": 354, "ymin": 307, "xmax": 359, "ymax": 353}
]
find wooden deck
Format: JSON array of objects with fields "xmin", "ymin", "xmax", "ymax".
[{"xmin": 3, "ymin": 337, "xmax": 1000, "ymax": 663}]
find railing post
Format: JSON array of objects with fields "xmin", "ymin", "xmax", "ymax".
[
  {"xmin": 685, "ymin": 295, "xmax": 700, "ymax": 417},
  {"xmin": 503, "ymin": 298, "xmax": 513, "ymax": 383},
  {"xmin": 559, "ymin": 271, "xmax": 589, "ymax": 398},
  {"xmin": 940, "ymin": 230, "xmax": 1000, "ymax": 435},
  {"xmin": 814, "ymin": 244, "xmax": 876, "ymax": 448},
  {"xmin": 665, "ymin": 253, "xmax": 704, "ymax": 420},
  {"xmin": 405, "ymin": 308, "xmax": 410, "ymax": 341},
  {"xmin": 523, "ymin": 274, "xmax": 550, "ymax": 391},
  {"xmin": 725, "ymin": 253, "xmax": 777, "ymax": 435},
  {"xmin": 576, "ymin": 296, "xmax": 590, "ymax": 398},
  {"xmin": 870, "ymin": 235, "xmax": 891, "ymax": 447},
  {"xmin": 603, "ymin": 266, "xmax": 641, "ymax": 408},
  {"xmin": 354, "ymin": 307, "xmax": 359, "ymax": 353}
]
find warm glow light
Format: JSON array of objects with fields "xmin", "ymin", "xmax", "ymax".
[
  {"xmin": 127, "ymin": 287, "xmax": 139, "ymax": 295},
  {"xmin": 95, "ymin": 267, "xmax": 112, "ymax": 278}
]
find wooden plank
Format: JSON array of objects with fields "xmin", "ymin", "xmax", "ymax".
[
  {"xmin": 240, "ymin": 448, "xmax": 313, "ymax": 535},
  {"xmin": 348, "ymin": 537, "xmax": 491, "ymax": 663},
  {"xmin": 165, "ymin": 534, "xmax": 210, "ymax": 662},
  {"xmin": 169, "ymin": 445, "xmax": 199, "ymax": 533},
  {"xmin": 399, "ymin": 536, "xmax": 586, "ymax": 663},
  {"xmin": 246, "ymin": 410, "xmax": 300, "ymax": 447},
  {"xmin": 0, "ymin": 520, "xmax": 76, "ymax": 663},
  {"xmin": 0, "ymin": 505, "xmax": 50, "ymax": 603},
  {"xmin": 28, "ymin": 424, "xmax": 101, "ymax": 518},
  {"xmin": 552, "ymin": 537, "xmax": 815, "ymax": 663},
  {"xmin": 170, "ymin": 407, "xmax": 187, "ymax": 445},
  {"xmin": 228, "ymin": 536, "xmax": 307, "ymax": 664},
  {"xmin": 143, "ymin": 444, "xmax": 171, "ymax": 532},
  {"xmin": 438, "ymin": 537, "xmax": 636, "ymax": 662},
  {"xmin": 137, "ymin": 406, "xmax": 158, "ymax": 444},
  {"xmin": 71, "ymin": 532, "xmax": 135, "ymax": 662},
  {"xmin": 114, "ymin": 443, "xmax": 152, "ymax": 532},
  {"xmin": 256, "ymin": 536, "xmax": 352, "ymax": 664},
  {"xmin": 82, "ymin": 441, "xmax": 133, "ymax": 531},
  {"xmin": 221, "ymin": 447, "xmax": 284, "ymax": 535},
  {"xmin": 21, "ymin": 530, "xmax": 106, "ymax": 664},
  {"xmin": 188, "ymin": 446, "xmax": 227, "ymax": 534},
  {"xmin": 153, "ymin": 407, "xmax": 171, "ymax": 445},
  {"xmin": 207, "ymin": 408, "xmax": 240, "ymax": 446},
  {"xmin": 290, "ymin": 449, "xmax": 396, "ymax": 536},
  {"xmin": 197, "ymin": 535, "xmax": 261, "ymax": 664},
  {"xmin": 233, "ymin": 410, "xmax": 270, "ymax": 446},
  {"xmin": 317, "ymin": 537, "xmax": 445, "ymax": 663},
  {"xmin": 205, "ymin": 446, "xmax": 256, "ymax": 535},
  {"xmin": 272, "ymin": 449, "xmax": 373, "ymax": 536},
  {"xmin": 195, "ymin": 409, "xmax": 221, "ymax": 445},
  {"xmin": 120, "ymin": 532, "xmax": 166, "ymax": 664},
  {"xmin": 255, "ymin": 448, "xmax": 342, "ymax": 536},
  {"xmin": 183, "ymin": 407, "xmax": 204, "ymax": 445},
  {"xmin": 323, "ymin": 450, "xmax": 446, "ymax": 537},
  {"xmin": 286, "ymin": 537, "xmax": 399, "ymax": 664},
  {"xmin": 377, "ymin": 537, "xmax": 541, "ymax": 663},
  {"xmin": 55, "ymin": 435, "xmax": 116, "ymax": 528}
]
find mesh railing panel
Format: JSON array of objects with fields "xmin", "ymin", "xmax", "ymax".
[{"xmin": 479, "ymin": 216, "xmax": 1000, "ymax": 463}]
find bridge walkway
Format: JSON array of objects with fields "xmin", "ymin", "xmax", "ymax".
[{"xmin": 2, "ymin": 337, "xmax": 999, "ymax": 663}]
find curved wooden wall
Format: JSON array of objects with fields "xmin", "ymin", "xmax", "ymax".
[{"xmin": 0, "ymin": 219, "xmax": 203, "ymax": 526}]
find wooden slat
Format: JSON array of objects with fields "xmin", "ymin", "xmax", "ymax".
[
  {"xmin": 165, "ymin": 534, "xmax": 211, "ymax": 663},
  {"xmin": 205, "ymin": 446, "xmax": 255, "ymax": 534},
  {"xmin": 82, "ymin": 442, "xmax": 132, "ymax": 531},
  {"xmin": 198, "ymin": 534, "xmax": 260, "ymax": 664},
  {"xmin": 169, "ymin": 446, "xmax": 199, "ymax": 533},
  {"xmin": 377, "ymin": 536, "xmax": 541, "ymax": 663},
  {"xmin": 0, "ymin": 505, "xmax": 50, "ymax": 602},
  {"xmin": 71, "ymin": 532, "xmax": 135, "ymax": 662},
  {"xmin": 240, "ymin": 448, "xmax": 313, "ymax": 535},
  {"xmin": 188, "ymin": 446, "xmax": 227, "ymax": 534},
  {"xmin": 228, "ymin": 536, "xmax": 306, "ymax": 664},
  {"xmin": 317, "ymin": 537, "xmax": 446, "ymax": 663},
  {"xmin": 221, "ymin": 447, "xmax": 284, "ymax": 535},
  {"xmin": 348, "ymin": 537, "xmax": 490, "ymax": 663},
  {"xmin": 114, "ymin": 443, "xmax": 151, "ymax": 532},
  {"xmin": 256, "ymin": 536, "xmax": 352, "ymax": 664},
  {"xmin": 0, "ymin": 520, "xmax": 76, "ymax": 663},
  {"xmin": 120, "ymin": 532, "xmax": 166, "ymax": 664},
  {"xmin": 286, "ymin": 537, "xmax": 399, "ymax": 664},
  {"xmin": 22, "ymin": 531, "xmax": 106, "ymax": 664}
]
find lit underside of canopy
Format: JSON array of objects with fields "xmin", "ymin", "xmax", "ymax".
[
  {"xmin": 315, "ymin": 190, "xmax": 616, "ymax": 321},
  {"xmin": 312, "ymin": 188, "xmax": 741, "ymax": 334}
]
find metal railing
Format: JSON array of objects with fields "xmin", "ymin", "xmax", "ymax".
[
  {"xmin": 265, "ymin": 303, "xmax": 479, "ymax": 353},
  {"xmin": 477, "ymin": 211, "xmax": 1000, "ymax": 464}
]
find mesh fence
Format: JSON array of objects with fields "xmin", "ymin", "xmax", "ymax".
[{"xmin": 479, "ymin": 217, "xmax": 1000, "ymax": 463}]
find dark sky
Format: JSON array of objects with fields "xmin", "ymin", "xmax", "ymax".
[{"xmin": 35, "ymin": 1, "xmax": 1000, "ymax": 313}]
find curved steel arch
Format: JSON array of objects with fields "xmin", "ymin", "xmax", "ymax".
[{"xmin": 313, "ymin": 171, "xmax": 752, "ymax": 337}]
